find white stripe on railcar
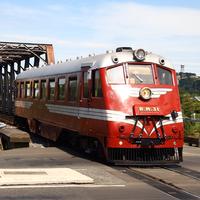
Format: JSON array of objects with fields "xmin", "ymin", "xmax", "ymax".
[{"xmin": 15, "ymin": 101, "xmax": 183, "ymax": 136}]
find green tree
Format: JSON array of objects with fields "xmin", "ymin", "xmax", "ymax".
[{"xmin": 180, "ymin": 91, "xmax": 195, "ymax": 117}]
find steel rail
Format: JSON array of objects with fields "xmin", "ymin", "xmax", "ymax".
[
  {"xmin": 163, "ymin": 166, "xmax": 200, "ymax": 181},
  {"xmin": 114, "ymin": 167, "xmax": 200, "ymax": 200}
]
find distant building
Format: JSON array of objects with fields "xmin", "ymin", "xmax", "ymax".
[{"xmin": 177, "ymin": 65, "xmax": 198, "ymax": 81}]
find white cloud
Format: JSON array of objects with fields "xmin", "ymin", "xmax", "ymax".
[
  {"xmin": 83, "ymin": 2, "xmax": 200, "ymax": 72},
  {"xmin": 88, "ymin": 2, "xmax": 200, "ymax": 38},
  {"xmin": 0, "ymin": 1, "xmax": 199, "ymax": 73},
  {"xmin": 47, "ymin": 4, "xmax": 65, "ymax": 11},
  {"xmin": 0, "ymin": 3, "xmax": 45, "ymax": 17}
]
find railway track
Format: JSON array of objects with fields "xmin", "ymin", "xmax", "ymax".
[
  {"xmin": 115, "ymin": 166, "xmax": 200, "ymax": 200},
  {"xmin": 163, "ymin": 166, "xmax": 200, "ymax": 181}
]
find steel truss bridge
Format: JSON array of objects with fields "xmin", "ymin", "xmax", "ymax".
[{"xmin": 0, "ymin": 41, "xmax": 55, "ymax": 121}]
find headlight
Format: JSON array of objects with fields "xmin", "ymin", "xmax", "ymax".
[
  {"xmin": 134, "ymin": 49, "xmax": 146, "ymax": 61},
  {"xmin": 139, "ymin": 87, "xmax": 152, "ymax": 100}
]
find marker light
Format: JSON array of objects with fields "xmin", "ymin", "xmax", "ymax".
[
  {"xmin": 159, "ymin": 58, "xmax": 165, "ymax": 65},
  {"xmin": 134, "ymin": 49, "xmax": 146, "ymax": 61},
  {"xmin": 139, "ymin": 87, "xmax": 152, "ymax": 100}
]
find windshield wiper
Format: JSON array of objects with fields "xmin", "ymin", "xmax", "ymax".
[{"xmin": 134, "ymin": 74, "xmax": 143, "ymax": 83}]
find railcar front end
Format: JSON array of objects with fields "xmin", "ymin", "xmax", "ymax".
[{"xmin": 103, "ymin": 50, "xmax": 184, "ymax": 165}]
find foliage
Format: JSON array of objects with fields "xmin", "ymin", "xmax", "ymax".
[
  {"xmin": 179, "ymin": 89, "xmax": 200, "ymax": 137},
  {"xmin": 179, "ymin": 76, "xmax": 200, "ymax": 95},
  {"xmin": 179, "ymin": 90, "xmax": 200, "ymax": 117},
  {"xmin": 184, "ymin": 121, "xmax": 200, "ymax": 137}
]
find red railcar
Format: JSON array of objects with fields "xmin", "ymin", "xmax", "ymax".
[{"xmin": 15, "ymin": 47, "xmax": 184, "ymax": 165}]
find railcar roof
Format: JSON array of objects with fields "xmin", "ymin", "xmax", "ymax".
[{"xmin": 16, "ymin": 50, "xmax": 174, "ymax": 80}]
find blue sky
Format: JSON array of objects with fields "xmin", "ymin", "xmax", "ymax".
[{"xmin": 0, "ymin": 0, "xmax": 200, "ymax": 74}]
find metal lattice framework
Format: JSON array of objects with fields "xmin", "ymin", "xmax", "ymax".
[{"xmin": 0, "ymin": 41, "xmax": 55, "ymax": 116}]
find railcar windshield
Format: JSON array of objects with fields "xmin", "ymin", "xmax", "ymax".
[
  {"xmin": 107, "ymin": 64, "xmax": 154, "ymax": 84},
  {"xmin": 128, "ymin": 64, "xmax": 154, "ymax": 84},
  {"xmin": 157, "ymin": 66, "xmax": 173, "ymax": 85},
  {"xmin": 107, "ymin": 65, "xmax": 125, "ymax": 84}
]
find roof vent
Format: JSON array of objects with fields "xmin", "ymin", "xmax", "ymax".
[{"xmin": 116, "ymin": 47, "xmax": 133, "ymax": 52}]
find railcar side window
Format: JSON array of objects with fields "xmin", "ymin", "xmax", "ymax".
[
  {"xmin": 20, "ymin": 82, "xmax": 24, "ymax": 98},
  {"xmin": 83, "ymin": 72, "xmax": 89, "ymax": 98},
  {"xmin": 68, "ymin": 77, "xmax": 77, "ymax": 101},
  {"xmin": 107, "ymin": 65, "xmax": 125, "ymax": 84},
  {"xmin": 58, "ymin": 78, "xmax": 65, "ymax": 100},
  {"xmin": 16, "ymin": 82, "xmax": 20, "ymax": 98},
  {"xmin": 157, "ymin": 67, "xmax": 173, "ymax": 85},
  {"xmin": 128, "ymin": 64, "xmax": 154, "ymax": 84},
  {"xmin": 49, "ymin": 79, "xmax": 55, "ymax": 100},
  {"xmin": 25, "ymin": 82, "xmax": 31, "ymax": 97},
  {"xmin": 41, "ymin": 80, "xmax": 46, "ymax": 99},
  {"xmin": 92, "ymin": 70, "xmax": 103, "ymax": 97},
  {"xmin": 33, "ymin": 81, "xmax": 39, "ymax": 98}
]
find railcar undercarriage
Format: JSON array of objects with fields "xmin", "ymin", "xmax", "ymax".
[
  {"xmin": 108, "ymin": 115, "xmax": 183, "ymax": 165},
  {"xmin": 107, "ymin": 147, "xmax": 183, "ymax": 165}
]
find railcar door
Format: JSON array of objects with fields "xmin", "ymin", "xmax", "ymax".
[
  {"xmin": 79, "ymin": 67, "xmax": 90, "ymax": 135},
  {"xmin": 88, "ymin": 69, "xmax": 105, "ymax": 136},
  {"xmin": 79, "ymin": 67, "xmax": 105, "ymax": 136}
]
